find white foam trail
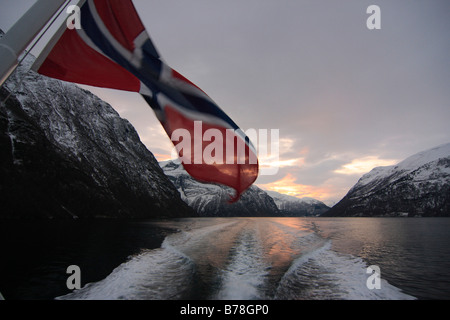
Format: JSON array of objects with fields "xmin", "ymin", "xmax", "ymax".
[
  {"xmin": 214, "ymin": 227, "xmax": 270, "ymax": 300},
  {"xmin": 275, "ymin": 241, "xmax": 415, "ymax": 300},
  {"xmin": 57, "ymin": 248, "xmax": 194, "ymax": 300},
  {"xmin": 57, "ymin": 219, "xmax": 238, "ymax": 300},
  {"xmin": 56, "ymin": 218, "xmax": 417, "ymax": 300}
]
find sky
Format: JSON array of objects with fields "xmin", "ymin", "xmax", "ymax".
[{"xmin": 1, "ymin": 0, "xmax": 449, "ymax": 206}]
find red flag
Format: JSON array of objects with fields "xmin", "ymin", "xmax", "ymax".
[{"xmin": 33, "ymin": 0, "xmax": 258, "ymax": 201}]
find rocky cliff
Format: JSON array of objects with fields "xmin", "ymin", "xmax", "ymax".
[{"xmin": 0, "ymin": 37, "xmax": 194, "ymax": 219}]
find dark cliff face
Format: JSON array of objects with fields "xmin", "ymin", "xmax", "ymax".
[
  {"xmin": 323, "ymin": 144, "xmax": 450, "ymax": 217},
  {"xmin": 0, "ymin": 52, "xmax": 194, "ymax": 219},
  {"xmin": 160, "ymin": 161, "xmax": 280, "ymax": 217}
]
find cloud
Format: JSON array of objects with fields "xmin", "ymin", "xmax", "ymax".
[
  {"xmin": 84, "ymin": 0, "xmax": 450, "ymax": 208},
  {"xmin": 334, "ymin": 156, "xmax": 398, "ymax": 175},
  {"xmin": 258, "ymin": 173, "xmax": 335, "ymax": 204},
  {"xmin": 138, "ymin": 126, "xmax": 174, "ymax": 159}
]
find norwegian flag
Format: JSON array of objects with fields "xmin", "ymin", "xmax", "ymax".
[{"xmin": 32, "ymin": 0, "xmax": 258, "ymax": 202}]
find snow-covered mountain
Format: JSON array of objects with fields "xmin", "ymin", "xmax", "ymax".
[
  {"xmin": 160, "ymin": 160, "xmax": 330, "ymax": 217},
  {"xmin": 266, "ymin": 191, "xmax": 330, "ymax": 217},
  {"xmin": 0, "ymin": 33, "xmax": 193, "ymax": 219},
  {"xmin": 324, "ymin": 143, "xmax": 450, "ymax": 217},
  {"xmin": 160, "ymin": 160, "xmax": 280, "ymax": 217}
]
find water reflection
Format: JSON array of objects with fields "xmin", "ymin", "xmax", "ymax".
[
  {"xmin": 2, "ymin": 217, "xmax": 448, "ymax": 299},
  {"xmin": 310, "ymin": 218, "xmax": 450, "ymax": 299}
]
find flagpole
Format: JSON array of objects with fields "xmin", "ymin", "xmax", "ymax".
[{"xmin": 0, "ymin": 0, "xmax": 68, "ymax": 87}]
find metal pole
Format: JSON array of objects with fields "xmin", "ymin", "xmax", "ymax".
[{"xmin": 0, "ymin": 0, "xmax": 68, "ymax": 86}]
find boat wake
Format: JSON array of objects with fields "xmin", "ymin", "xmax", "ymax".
[{"xmin": 57, "ymin": 218, "xmax": 414, "ymax": 300}]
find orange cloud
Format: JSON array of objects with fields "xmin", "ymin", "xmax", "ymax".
[
  {"xmin": 257, "ymin": 173, "xmax": 333, "ymax": 203},
  {"xmin": 334, "ymin": 156, "xmax": 398, "ymax": 175},
  {"xmin": 153, "ymin": 153, "xmax": 173, "ymax": 162}
]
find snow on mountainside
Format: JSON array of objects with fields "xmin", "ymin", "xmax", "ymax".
[
  {"xmin": 0, "ymin": 41, "xmax": 193, "ymax": 218},
  {"xmin": 353, "ymin": 143, "xmax": 450, "ymax": 192},
  {"xmin": 266, "ymin": 191, "xmax": 330, "ymax": 217},
  {"xmin": 160, "ymin": 160, "xmax": 329, "ymax": 217},
  {"xmin": 160, "ymin": 160, "xmax": 280, "ymax": 217},
  {"xmin": 324, "ymin": 143, "xmax": 450, "ymax": 217}
]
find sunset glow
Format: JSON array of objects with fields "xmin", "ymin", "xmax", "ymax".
[
  {"xmin": 334, "ymin": 156, "xmax": 398, "ymax": 175},
  {"xmin": 258, "ymin": 173, "xmax": 333, "ymax": 203}
]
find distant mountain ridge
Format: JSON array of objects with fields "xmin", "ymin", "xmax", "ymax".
[
  {"xmin": 160, "ymin": 160, "xmax": 280, "ymax": 217},
  {"xmin": 266, "ymin": 191, "xmax": 330, "ymax": 217},
  {"xmin": 323, "ymin": 143, "xmax": 450, "ymax": 217},
  {"xmin": 160, "ymin": 160, "xmax": 329, "ymax": 217},
  {"xmin": 0, "ymin": 38, "xmax": 193, "ymax": 219}
]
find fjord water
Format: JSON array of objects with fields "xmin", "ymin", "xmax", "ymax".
[{"xmin": 1, "ymin": 217, "xmax": 450, "ymax": 300}]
